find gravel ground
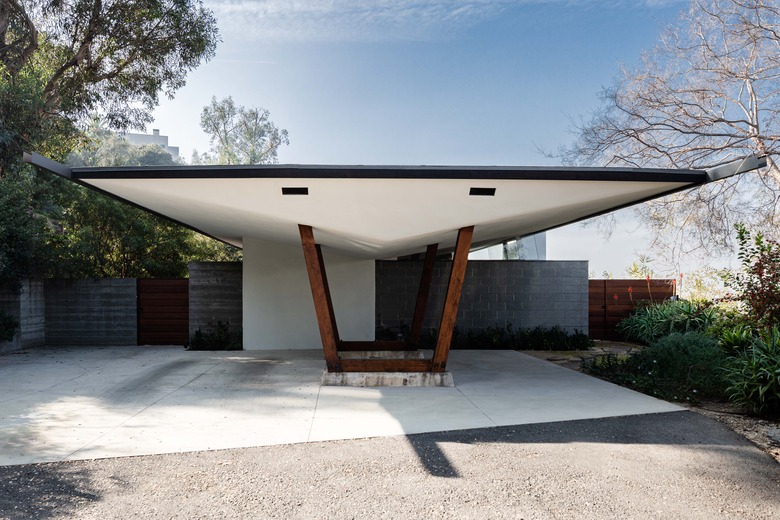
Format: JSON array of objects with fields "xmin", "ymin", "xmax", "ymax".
[
  {"xmin": 524, "ymin": 345, "xmax": 780, "ymax": 465},
  {"xmin": 1, "ymin": 411, "xmax": 778, "ymax": 520}
]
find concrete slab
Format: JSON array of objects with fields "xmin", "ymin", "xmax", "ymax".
[
  {"xmin": 0, "ymin": 346, "xmax": 682, "ymax": 465},
  {"xmin": 320, "ymin": 370, "xmax": 455, "ymax": 387}
]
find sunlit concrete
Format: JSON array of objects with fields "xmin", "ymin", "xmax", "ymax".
[
  {"xmin": 0, "ymin": 346, "xmax": 681, "ymax": 465},
  {"xmin": 320, "ymin": 369, "xmax": 455, "ymax": 387}
]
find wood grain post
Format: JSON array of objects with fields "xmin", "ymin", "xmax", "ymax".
[
  {"xmin": 299, "ymin": 225, "xmax": 342, "ymax": 372},
  {"xmin": 431, "ymin": 226, "xmax": 474, "ymax": 372},
  {"xmin": 316, "ymin": 244, "xmax": 340, "ymax": 344},
  {"xmin": 409, "ymin": 243, "xmax": 438, "ymax": 346}
]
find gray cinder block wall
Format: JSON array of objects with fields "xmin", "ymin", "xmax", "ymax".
[
  {"xmin": 0, "ymin": 280, "xmax": 45, "ymax": 353},
  {"xmin": 0, "ymin": 259, "xmax": 584, "ymax": 352},
  {"xmin": 188, "ymin": 262, "xmax": 242, "ymax": 336},
  {"xmin": 44, "ymin": 279, "xmax": 137, "ymax": 346},
  {"xmin": 376, "ymin": 260, "xmax": 588, "ymax": 335}
]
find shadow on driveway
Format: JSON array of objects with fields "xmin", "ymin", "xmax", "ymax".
[
  {"xmin": 0, "ymin": 411, "xmax": 777, "ymax": 519},
  {"xmin": 0, "ymin": 464, "xmax": 100, "ymax": 520}
]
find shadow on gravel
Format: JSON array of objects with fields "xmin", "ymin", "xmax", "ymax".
[
  {"xmin": 403, "ymin": 412, "xmax": 780, "ymax": 478},
  {"xmin": 0, "ymin": 463, "xmax": 100, "ymax": 519},
  {"xmin": 407, "ymin": 438, "xmax": 460, "ymax": 478}
]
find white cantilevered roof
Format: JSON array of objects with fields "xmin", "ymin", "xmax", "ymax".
[{"xmin": 24, "ymin": 155, "xmax": 764, "ymax": 259}]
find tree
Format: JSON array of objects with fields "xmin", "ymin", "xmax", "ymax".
[
  {"xmin": 197, "ymin": 96, "xmax": 289, "ymax": 164},
  {"xmin": 625, "ymin": 254, "xmax": 656, "ymax": 279},
  {"xmin": 558, "ymin": 0, "xmax": 780, "ymax": 263},
  {"xmin": 1, "ymin": 0, "xmax": 218, "ymax": 172},
  {"xmin": 0, "ymin": 0, "xmax": 218, "ymax": 283},
  {"xmin": 62, "ymin": 124, "xmax": 241, "ymax": 278},
  {"xmin": 0, "ymin": 173, "xmax": 54, "ymax": 285}
]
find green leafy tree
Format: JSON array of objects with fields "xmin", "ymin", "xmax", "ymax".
[
  {"xmin": 1, "ymin": 0, "xmax": 218, "ymax": 174},
  {"xmin": 196, "ymin": 96, "xmax": 289, "ymax": 165},
  {"xmin": 0, "ymin": 173, "xmax": 54, "ymax": 285},
  {"xmin": 63, "ymin": 125, "xmax": 240, "ymax": 277},
  {"xmin": 0, "ymin": 0, "xmax": 219, "ymax": 283}
]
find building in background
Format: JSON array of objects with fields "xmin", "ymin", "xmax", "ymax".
[
  {"xmin": 469, "ymin": 233, "xmax": 546, "ymax": 260},
  {"xmin": 122, "ymin": 129, "xmax": 180, "ymax": 160}
]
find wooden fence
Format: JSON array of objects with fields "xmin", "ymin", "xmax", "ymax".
[
  {"xmin": 137, "ymin": 279, "xmax": 189, "ymax": 345},
  {"xmin": 588, "ymin": 279, "xmax": 675, "ymax": 340}
]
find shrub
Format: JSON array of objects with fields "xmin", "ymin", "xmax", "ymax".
[
  {"xmin": 617, "ymin": 299, "xmax": 718, "ymax": 345},
  {"xmin": 187, "ymin": 321, "xmax": 242, "ymax": 351},
  {"xmin": 423, "ymin": 324, "xmax": 593, "ymax": 351},
  {"xmin": 704, "ymin": 302, "xmax": 755, "ymax": 352},
  {"xmin": 0, "ymin": 310, "xmax": 18, "ymax": 343},
  {"xmin": 723, "ymin": 328, "xmax": 780, "ymax": 417},
  {"xmin": 724, "ymin": 223, "xmax": 780, "ymax": 332},
  {"xmin": 583, "ymin": 332, "xmax": 727, "ymax": 402},
  {"xmin": 717, "ymin": 324, "xmax": 756, "ymax": 353}
]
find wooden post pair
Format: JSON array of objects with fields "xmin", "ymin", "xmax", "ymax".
[{"xmin": 299, "ymin": 224, "xmax": 473, "ymax": 373}]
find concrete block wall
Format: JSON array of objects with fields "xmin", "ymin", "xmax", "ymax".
[
  {"xmin": 0, "ymin": 280, "xmax": 46, "ymax": 353},
  {"xmin": 44, "ymin": 279, "xmax": 137, "ymax": 346},
  {"xmin": 0, "ymin": 283, "xmax": 22, "ymax": 354},
  {"xmin": 188, "ymin": 262, "xmax": 242, "ymax": 337},
  {"xmin": 19, "ymin": 280, "xmax": 45, "ymax": 349},
  {"xmin": 376, "ymin": 260, "xmax": 588, "ymax": 335}
]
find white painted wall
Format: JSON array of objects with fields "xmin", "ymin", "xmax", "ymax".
[{"xmin": 242, "ymin": 237, "xmax": 375, "ymax": 349}]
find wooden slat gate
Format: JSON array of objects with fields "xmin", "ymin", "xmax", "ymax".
[
  {"xmin": 589, "ymin": 279, "xmax": 675, "ymax": 340},
  {"xmin": 137, "ymin": 279, "xmax": 189, "ymax": 345}
]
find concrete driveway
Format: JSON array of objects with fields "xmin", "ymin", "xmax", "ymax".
[
  {"xmin": 0, "ymin": 345, "xmax": 683, "ymax": 465},
  {"xmin": 3, "ymin": 346, "xmax": 780, "ymax": 519}
]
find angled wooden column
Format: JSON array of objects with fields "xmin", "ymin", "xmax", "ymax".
[
  {"xmin": 299, "ymin": 225, "xmax": 342, "ymax": 372},
  {"xmin": 431, "ymin": 226, "xmax": 474, "ymax": 372},
  {"xmin": 316, "ymin": 244, "xmax": 340, "ymax": 344},
  {"xmin": 409, "ymin": 243, "xmax": 438, "ymax": 346}
]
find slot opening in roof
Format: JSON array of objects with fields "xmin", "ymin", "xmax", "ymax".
[
  {"xmin": 282, "ymin": 187, "xmax": 309, "ymax": 195},
  {"xmin": 469, "ymin": 187, "xmax": 496, "ymax": 196}
]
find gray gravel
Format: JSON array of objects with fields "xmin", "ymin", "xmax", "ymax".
[{"xmin": 1, "ymin": 411, "xmax": 778, "ymax": 519}]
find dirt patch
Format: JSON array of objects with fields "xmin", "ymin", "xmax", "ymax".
[{"xmin": 521, "ymin": 341, "xmax": 780, "ymax": 465}]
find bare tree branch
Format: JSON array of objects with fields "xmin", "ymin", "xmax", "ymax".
[{"xmin": 555, "ymin": 0, "xmax": 780, "ymax": 264}]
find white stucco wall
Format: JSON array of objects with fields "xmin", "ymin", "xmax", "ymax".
[{"xmin": 242, "ymin": 237, "xmax": 375, "ymax": 349}]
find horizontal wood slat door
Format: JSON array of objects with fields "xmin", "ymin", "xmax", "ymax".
[
  {"xmin": 589, "ymin": 279, "xmax": 675, "ymax": 340},
  {"xmin": 137, "ymin": 279, "xmax": 189, "ymax": 345}
]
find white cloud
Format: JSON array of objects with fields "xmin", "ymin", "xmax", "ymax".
[
  {"xmin": 205, "ymin": 0, "xmax": 503, "ymax": 42},
  {"xmin": 205, "ymin": 0, "xmax": 686, "ymax": 42}
]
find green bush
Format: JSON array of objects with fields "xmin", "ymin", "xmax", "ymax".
[
  {"xmin": 0, "ymin": 310, "xmax": 18, "ymax": 343},
  {"xmin": 717, "ymin": 324, "xmax": 756, "ymax": 353},
  {"xmin": 617, "ymin": 299, "xmax": 718, "ymax": 345},
  {"xmin": 187, "ymin": 321, "xmax": 242, "ymax": 351},
  {"xmin": 583, "ymin": 332, "xmax": 727, "ymax": 402},
  {"xmin": 704, "ymin": 303, "xmax": 755, "ymax": 352},
  {"xmin": 723, "ymin": 328, "xmax": 780, "ymax": 417},
  {"xmin": 423, "ymin": 324, "xmax": 593, "ymax": 351},
  {"xmin": 724, "ymin": 224, "xmax": 780, "ymax": 332}
]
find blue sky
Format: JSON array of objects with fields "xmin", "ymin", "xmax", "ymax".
[{"xmin": 150, "ymin": 0, "xmax": 693, "ymax": 275}]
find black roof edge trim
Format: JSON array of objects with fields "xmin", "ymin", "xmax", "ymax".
[{"xmin": 70, "ymin": 166, "xmax": 707, "ymax": 184}]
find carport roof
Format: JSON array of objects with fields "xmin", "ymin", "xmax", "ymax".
[{"xmin": 24, "ymin": 154, "xmax": 765, "ymax": 259}]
